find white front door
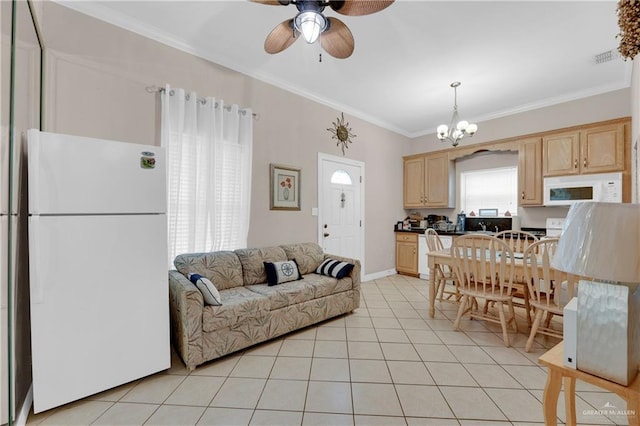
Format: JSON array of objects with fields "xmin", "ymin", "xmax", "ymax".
[{"xmin": 318, "ymin": 154, "xmax": 364, "ymax": 268}]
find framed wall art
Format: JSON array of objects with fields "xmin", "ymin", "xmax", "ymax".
[{"xmin": 270, "ymin": 164, "xmax": 301, "ymax": 210}]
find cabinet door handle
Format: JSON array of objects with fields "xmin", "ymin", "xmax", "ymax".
[
  {"xmin": 583, "ymin": 158, "xmax": 587, "ymax": 168},
  {"xmin": 521, "ymin": 191, "xmax": 525, "ymax": 200},
  {"xmin": 574, "ymin": 159, "xmax": 578, "ymax": 169}
]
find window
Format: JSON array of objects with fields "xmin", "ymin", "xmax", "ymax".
[
  {"xmin": 162, "ymin": 87, "xmax": 253, "ymax": 267},
  {"xmin": 330, "ymin": 169, "xmax": 353, "ymax": 185},
  {"xmin": 460, "ymin": 166, "xmax": 518, "ymax": 215}
]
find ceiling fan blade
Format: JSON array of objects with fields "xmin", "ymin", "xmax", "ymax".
[
  {"xmin": 250, "ymin": 0, "xmax": 290, "ymax": 5},
  {"xmin": 264, "ymin": 19, "xmax": 299, "ymax": 54},
  {"xmin": 329, "ymin": 0, "xmax": 394, "ymax": 16},
  {"xmin": 320, "ymin": 17, "xmax": 354, "ymax": 59}
]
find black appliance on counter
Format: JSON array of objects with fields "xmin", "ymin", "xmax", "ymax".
[{"xmin": 426, "ymin": 215, "xmax": 448, "ymax": 227}]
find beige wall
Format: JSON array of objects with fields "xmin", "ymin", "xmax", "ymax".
[
  {"xmin": 407, "ymin": 88, "xmax": 632, "ymax": 228},
  {"xmin": 36, "ymin": 2, "xmax": 635, "ymax": 274},
  {"xmin": 39, "ymin": 2, "xmax": 407, "ymax": 276},
  {"xmin": 410, "ymin": 88, "xmax": 631, "ymax": 156}
]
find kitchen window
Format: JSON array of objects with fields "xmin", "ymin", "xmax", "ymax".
[{"xmin": 460, "ymin": 166, "xmax": 518, "ymax": 215}]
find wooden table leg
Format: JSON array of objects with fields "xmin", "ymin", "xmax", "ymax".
[
  {"xmin": 563, "ymin": 376, "xmax": 576, "ymax": 426},
  {"xmin": 429, "ymin": 265, "xmax": 436, "ymax": 318},
  {"xmin": 627, "ymin": 394, "xmax": 640, "ymax": 426},
  {"xmin": 543, "ymin": 368, "xmax": 562, "ymax": 426}
]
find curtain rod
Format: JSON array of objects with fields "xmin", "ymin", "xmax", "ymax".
[{"xmin": 146, "ymin": 85, "xmax": 258, "ymax": 119}]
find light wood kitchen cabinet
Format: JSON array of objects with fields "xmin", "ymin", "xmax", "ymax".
[
  {"xmin": 518, "ymin": 137, "xmax": 543, "ymax": 206},
  {"xmin": 403, "ymin": 157, "xmax": 425, "ymax": 208},
  {"xmin": 403, "ymin": 153, "xmax": 454, "ymax": 208},
  {"xmin": 542, "ymin": 123, "xmax": 624, "ymax": 177},
  {"xmin": 542, "ymin": 131, "xmax": 579, "ymax": 176},
  {"xmin": 396, "ymin": 233, "xmax": 418, "ymax": 276},
  {"xmin": 581, "ymin": 124, "xmax": 625, "ymax": 173}
]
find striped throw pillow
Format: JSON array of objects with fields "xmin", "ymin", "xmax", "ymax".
[{"xmin": 316, "ymin": 259, "xmax": 354, "ymax": 279}]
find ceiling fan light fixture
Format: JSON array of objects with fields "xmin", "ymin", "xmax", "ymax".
[
  {"xmin": 294, "ymin": 11, "xmax": 327, "ymax": 44},
  {"xmin": 437, "ymin": 82, "xmax": 477, "ymax": 147}
]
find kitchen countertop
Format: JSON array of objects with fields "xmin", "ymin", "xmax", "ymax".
[
  {"xmin": 394, "ymin": 228, "xmax": 546, "ymax": 237},
  {"xmin": 395, "ymin": 228, "xmax": 473, "ymax": 236}
]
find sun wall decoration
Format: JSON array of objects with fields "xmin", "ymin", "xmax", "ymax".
[{"xmin": 327, "ymin": 113, "xmax": 357, "ymax": 155}]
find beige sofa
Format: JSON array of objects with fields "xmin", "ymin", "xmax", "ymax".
[{"xmin": 168, "ymin": 242, "xmax": 361, "ymax": 370}]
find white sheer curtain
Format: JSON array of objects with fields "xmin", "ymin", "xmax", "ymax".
[{"xmin": 161, "ymin": 85, "xmax": 253, "ymax": 267}]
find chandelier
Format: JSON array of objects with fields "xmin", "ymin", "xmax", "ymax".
[{"xmin": 437, "ymin": 82, "xmax": 478, "ymax": 147}]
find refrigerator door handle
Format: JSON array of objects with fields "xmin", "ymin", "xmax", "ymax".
[{"xmin": 30, "ymin": 216, "xmax": 43, "ymax": 304}]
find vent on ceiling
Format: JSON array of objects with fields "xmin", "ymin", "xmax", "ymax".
[{"xmin": 594, "ymin": 50, "xmax": 620, "ymax": 64}]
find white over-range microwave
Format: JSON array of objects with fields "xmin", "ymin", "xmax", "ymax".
[{"xmin": 543, "ymin": 172, "xmax": 622, "ymax": 206}]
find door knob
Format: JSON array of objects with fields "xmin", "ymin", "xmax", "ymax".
[{"xmin": 324, "ymin": 232, "xmax": 330, "ymax": 237}]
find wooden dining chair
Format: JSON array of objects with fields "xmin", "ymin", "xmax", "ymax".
[
  {"xmin": 495, "ymin": 230, "xmax": 539, "ymax": 254},
  {"xmin": 425, "ymin": 228, "xmax": 459, "ymax": 303},
  {"xmin": 523, "ymin": 238, "xmax": 577, "ymax": 352},
  {"xmin": 451, "ymin": 234, "xmax": 517, "ymax": 346},
  {"xmin": 495, "ymin": 230, "xmax": 540, "ymax": 325}
]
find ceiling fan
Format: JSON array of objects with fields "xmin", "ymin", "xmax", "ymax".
[{"xmin": 252, "ymin": 0, "xmax": 394, "ymax": 59}]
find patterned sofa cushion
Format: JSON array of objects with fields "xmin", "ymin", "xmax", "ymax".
[
  {"xmin": 202, "ymin": 286, "xmax": 271, "ymax": 332},
  {"xmin": 303, "ymin": 273, "xmax": 354, "ymax": 298},
  {"xmin": 174, "ymin": 251, "xmax": 244, "ymax": 291},
  {"xmin": 245, "ymin": 280, "xmax": 318, "ymax": 311},
  {"xmin": 279, "ymin": 243, "xmax": 325, "ymax": 275},
  {"xmin": 235, "ymin": 246, "xmax": 287, "ymax": 285}
]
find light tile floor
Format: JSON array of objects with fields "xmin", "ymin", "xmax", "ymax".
[{"xmin": 26, "ymin": 274, "xmax": 630, "ymax": 426}]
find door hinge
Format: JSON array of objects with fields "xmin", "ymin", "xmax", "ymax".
[
  {"xmin": 360, "ymin": 220, "xmax": 362, "ymax": 227},
  {"xmin": 360, "ymin": 176, "xmax": 362, "ymax": 183}
]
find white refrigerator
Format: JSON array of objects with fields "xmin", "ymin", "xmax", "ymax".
[{"xmin": 28, "ymin": 129, "xmax": 170, "ymax": 413}]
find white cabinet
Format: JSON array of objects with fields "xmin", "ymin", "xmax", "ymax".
[{"xmin": 418, "ymin": 234, "xmax": 453, "ymax": 279}]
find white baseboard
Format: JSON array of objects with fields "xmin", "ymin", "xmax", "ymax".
[
  {"xmin": 362, "ymin": 269, "xmax": 396, "ymax": 282},
  {"xmin": 15, "ymin": 384, "xmax": 32, "ymax": 426}
]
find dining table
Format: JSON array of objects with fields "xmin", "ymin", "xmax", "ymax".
[{"xmin": 426, "ymin": 247, "xmax": 532, "ymax": 318}]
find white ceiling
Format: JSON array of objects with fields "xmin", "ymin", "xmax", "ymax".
[{"xmin": 57, "ymin": 0, "xmax": 632, "ymax": 138}]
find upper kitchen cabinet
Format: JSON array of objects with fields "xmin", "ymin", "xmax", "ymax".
[
  {"xmin": 403, "ymin": 152, "xmax": 454, "ymax": 209},
  {"xmin": 581, "ymin": 123, "xmax": 625, "ymax": 174},
  {"xmin": 543, "ymin": 122, "xmax": 625, "ymax": 177},
  {"xmin": 404, "ymin": 156, "xmax": 424, "ymax": 208},
  {"xmin": 518, "ymin": 137, "xmax": 543, "ymax": 206}
]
